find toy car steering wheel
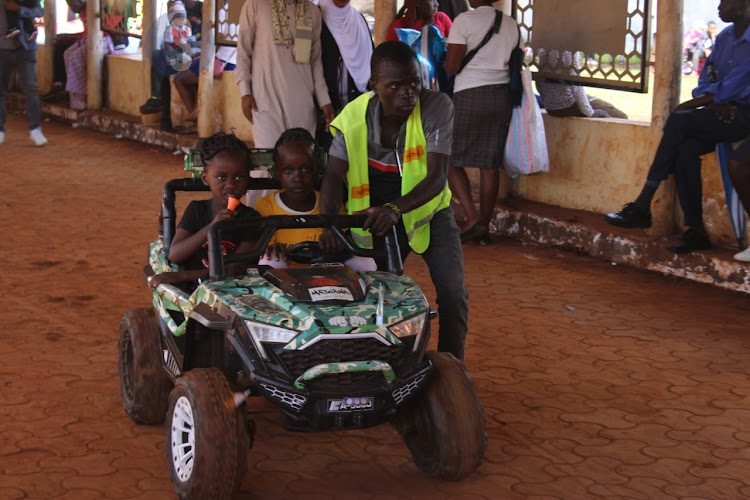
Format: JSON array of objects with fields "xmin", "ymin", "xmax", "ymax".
[{"xmin": 287, "ymin": 241, "xmax": 350, "ymax": 265}]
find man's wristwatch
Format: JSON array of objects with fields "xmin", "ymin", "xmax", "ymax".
[{"xmin": 383, "ymin": 202, "xmax": 401, "ymax": 223}]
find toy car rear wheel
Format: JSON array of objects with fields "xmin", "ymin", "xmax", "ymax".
[
  {"xmin": 392, "ymin": 351, "xmax": 487, "ymax": 481},
  {"xmin": 118, "ymin": 307, "xmax": 172, "ymax": 424},
  {"xmin": 166, "ymin": 368, "xmax": 249, "ymax": 499}
]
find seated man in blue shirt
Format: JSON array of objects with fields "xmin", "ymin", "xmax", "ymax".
[{"xmin": 605, "ymin": 0, "xmax": 750, "ymax": 253}]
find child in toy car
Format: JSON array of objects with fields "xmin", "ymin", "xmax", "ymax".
[
  {"xmin": 255, "ymin": 128, "xmax": 376, "ymax": 270},
  {"xmin": 149, "ymin": 132, "xmax": 261, "ymax": 289}
]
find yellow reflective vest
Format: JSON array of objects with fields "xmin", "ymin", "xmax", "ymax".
[{"xmin": 330, "ymin": 92, "xmax": 451, "ymax": 253}]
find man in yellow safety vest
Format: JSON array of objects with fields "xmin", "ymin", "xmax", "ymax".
[{"xmin": 319, "ymin": 41, "xmax": 469, "ymax": 361}]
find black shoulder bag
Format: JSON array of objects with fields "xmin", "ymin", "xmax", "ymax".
[
  {"xmin": 508, "ymin": 24, "xmax": 524, "ymax": 107},
  {"xmin": 444, "ymin": 10, "xmax": 503, "ymax": 98}
]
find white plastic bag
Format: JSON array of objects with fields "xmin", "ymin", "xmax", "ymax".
[{"xmin": 503, "ymin": 69, "xmax": 549, "ymax": 175}]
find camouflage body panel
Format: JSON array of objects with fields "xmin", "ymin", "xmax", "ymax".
[
  {"xmin": 148, "ymin": 240, "xmax": 429, "ymax": 350},
  {"xmin": 149, "ymin": 240, "xmax": 180, "ymax": 274},
  {"xmin": 294, "ymin": 361, "xmax": 397, "ymax": 389}
]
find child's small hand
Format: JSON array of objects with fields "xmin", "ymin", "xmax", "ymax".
[
  {"xmin": 147, "ymin": 274, "xmax": 166, "ymax": 290},
  {"xmin": 319, "ymin": 228, "xmax": 343, "ymax": 254},
  {"xmin": 262, "ymin": 243, "xmax": 288, "ymax": 262},
  {"xmin": 211, "ymin": 209, "xmax": 236, "ymax": 225}
]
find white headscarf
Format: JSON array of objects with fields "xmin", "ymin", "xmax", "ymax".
[{"xmin": 319, "ymin": 0, "xmax": 372, "ymax": 93}]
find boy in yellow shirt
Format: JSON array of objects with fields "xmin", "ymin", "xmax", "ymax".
[{"xmin": 256, "ymin": 128, "xmax": 374, "ymax": 270}]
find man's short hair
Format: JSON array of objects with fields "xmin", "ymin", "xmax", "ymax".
[{"xmin": 371, "ymin": 41, "xmax": 418, "ymax": 81}]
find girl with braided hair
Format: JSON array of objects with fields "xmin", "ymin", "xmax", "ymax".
[{"xmin": 149, "ymin": 132, "xmax": 261, "ymax": 290}]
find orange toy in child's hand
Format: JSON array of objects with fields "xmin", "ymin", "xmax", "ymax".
[{"xmin": 227, "ymin": 197, "xmax": 241, "ymax": 211}]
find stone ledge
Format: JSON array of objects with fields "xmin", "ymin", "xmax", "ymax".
[
  {"xmin": 8, "ymin": 92, "xmax": 196, "ymax": 152},
  {"xmin": 493, "ymin": 199, "xmax": 750, "ymax": 294}
]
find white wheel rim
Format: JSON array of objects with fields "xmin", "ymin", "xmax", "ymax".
[{"xmin": 171, "ymin": 396, "xmax": 195, "ymax": 482}]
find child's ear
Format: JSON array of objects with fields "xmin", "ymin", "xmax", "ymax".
[{"xmin": 200, "ymin": 170, "xmax": 209, "ymax": 186}]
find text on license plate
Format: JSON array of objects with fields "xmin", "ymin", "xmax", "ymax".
[{"xmin": 328, "ymin": 397, "xmax": 374, "ymax": 412}]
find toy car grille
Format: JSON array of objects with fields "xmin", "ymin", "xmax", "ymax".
[
  {"xmin": 278, "ymin": 338, "xmax": 407, "ymax": 379},
  {"xmin": 307, "ymin": 372, "xmax": 383, "ymax": 391}
]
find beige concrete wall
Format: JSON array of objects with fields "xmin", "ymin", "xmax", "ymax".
[
  {"xmin": 106, "ymin": 54, "xmax": 149, "ymax": 116},
  {"xmin": 168, "ymin": 71, "xmax": 254, "ymax": 145},
  {"xmin": 515, "ymin": 116, "xmax": 658, "ymax": 214},
  {"xmin": 102, "ymin": 55, "xmax": 253, "ymax": 143}
]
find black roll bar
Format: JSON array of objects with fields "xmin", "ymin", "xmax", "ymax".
[{"xmin": 207, "ymin": 215, "xmax": 403, "ymax": 281}]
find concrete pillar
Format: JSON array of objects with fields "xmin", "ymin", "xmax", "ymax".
[
  {"xmin": 86, "ymin": 0, "xmax": 103, "ymax": 109},
  {"xmin": 651, "ymin": 0, "xmax": 682, "ymax": 129},
  {"xmin": 142, "ymin": 0, "xmax": 156, "ymax": 103},
  {"xmin": 373, "ymin": 0, "xmax": 396, "ymax": 46},
  {"xmin": 197, "ymin": 0, "xmax": 216, "ymax": 138},
  {"xmin": 648, "ymin": 0, "xmax": 683, "ymax": 236},
  {"xmin": 39, "ymin": 0, "xmax": 56, "ymax": 95}
]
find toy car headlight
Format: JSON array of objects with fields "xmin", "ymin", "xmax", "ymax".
[
  {"xmin": 388, "ymin": 313, "xmax": 426, "ymax": 338},
  {"xmin": 244, "ymin": 321, "xmax": 299, "ymax": 344}
]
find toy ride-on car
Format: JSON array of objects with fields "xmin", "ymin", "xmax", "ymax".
[{"xmin": 117, "ymin": 172, "xmax": 487, "ymax": 499}]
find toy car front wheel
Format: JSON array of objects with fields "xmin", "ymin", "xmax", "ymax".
[
  {"xmin": 166, "ymin": 368, "xmax": 249, "ymax": 499},
  {"xmin": 392, "ymin": 351, "xmax": 487, "ymax": 481},
  {"xmin": 118, "ymin": 307, "xmax": 172, "ymax": 424}
]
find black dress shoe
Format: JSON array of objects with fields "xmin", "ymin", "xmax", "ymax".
[
  {"xmin": 140, "ymin": 97, "xmax": 164, "ymax": 115},
  {"xmin": 667, "ymin": 228, "xmax": 711, "ymax": 254},
  {"xmin": 604, "ymin": 203, "xmax": 652, "ymax": 228},
  {"xmin": 460, "ymin": 221, "xmax": 488, "ymax": 242}
]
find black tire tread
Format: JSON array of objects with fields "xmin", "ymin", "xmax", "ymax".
[
  {"xmin": 118, "ymin": 307, "xmax": 172, "ymax": 424},
  {"xmin": 394, "ymin": 351, "xmax": 487, "ymax": 481}
]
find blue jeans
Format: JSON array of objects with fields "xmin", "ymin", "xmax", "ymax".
[
  {"xmin": 387, "ymin": 208, "xmax": 470, "ymax": 361},
  {"xmin": 0, "ymin": 47, "xmax": 41, "ymax": 132},
  {"xmin": 646, "ymin": 105, "xmax": 750, "ymax": 228}
]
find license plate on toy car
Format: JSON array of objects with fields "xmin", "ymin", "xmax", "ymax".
[{"xmin": 328, "ymin": 397, "xmax": 374, "ymax": 412}]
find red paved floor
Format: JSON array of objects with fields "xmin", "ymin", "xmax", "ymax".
[{"xmin": 2, "ymin": 116, "xmax": 750, "ymax": 499}]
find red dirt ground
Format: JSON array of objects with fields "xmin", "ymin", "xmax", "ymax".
[{"xmin": 3, "ymin": 114, "xmax": 750, "ymax": 499}]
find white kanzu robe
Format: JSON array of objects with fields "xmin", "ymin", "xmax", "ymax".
[{"xmin": 235, "ymin": 0, "xmax": 331, "ymax": 147}]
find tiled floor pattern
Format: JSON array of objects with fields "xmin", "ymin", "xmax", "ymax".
[{"xmin": 2, "ymin": 115, "xmax": 750, "ymax": 499}]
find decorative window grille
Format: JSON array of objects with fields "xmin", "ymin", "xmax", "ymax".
[
  {"xmin": 216, "ymin": 0, "xmax": 241, "ymax": 46},
  {"xmin": 514, "ymin": 0, "xmax": 652, "ymax": 92}
]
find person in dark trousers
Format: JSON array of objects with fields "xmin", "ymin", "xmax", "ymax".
[
  {"xmin": 319, "ymin": 41, "xmax": 469, "ymax": 361},
  {"xmin": 0, "ymin": 0, "xmax": 46, "ymax": 146},
  {"xmin": 604, "ymin": 0, "xmax": 750, "ymax": 254}
]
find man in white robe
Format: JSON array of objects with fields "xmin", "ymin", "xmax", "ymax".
[{"xmin": 235, "ymin": 0, "xmax": 334, "ymax": 147}]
